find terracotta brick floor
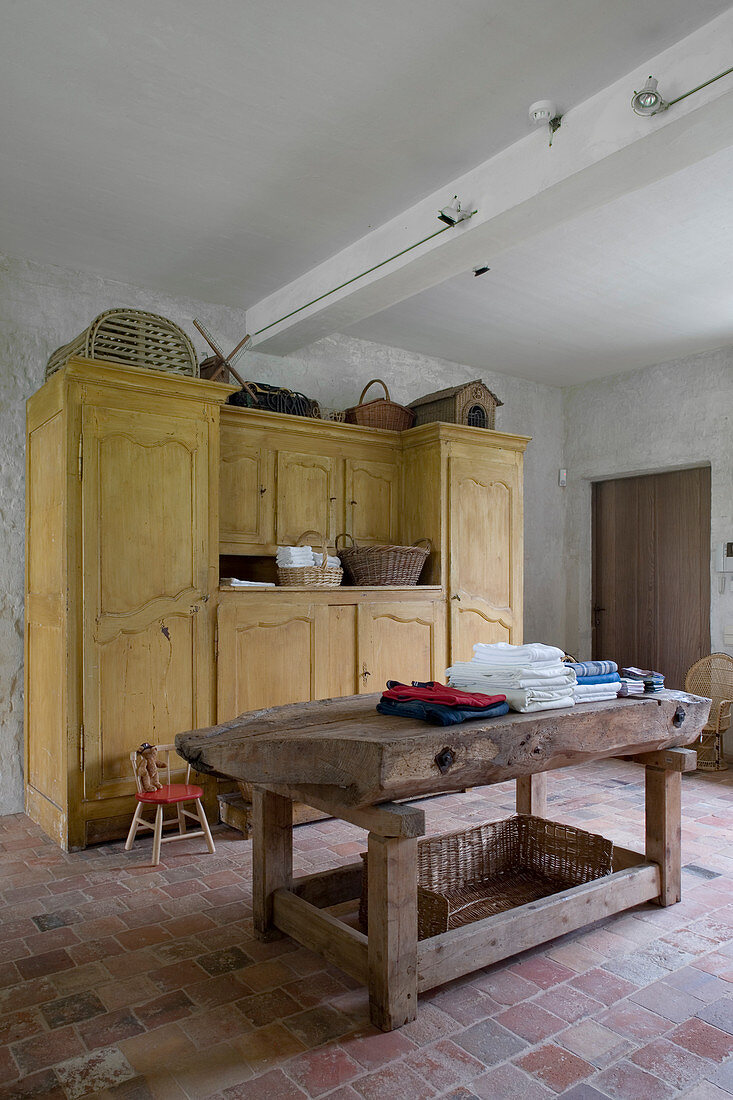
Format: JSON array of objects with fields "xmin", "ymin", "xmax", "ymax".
[{"xmin": 1, "ymin": 759, "xmax": 731, "ymax": 1099}]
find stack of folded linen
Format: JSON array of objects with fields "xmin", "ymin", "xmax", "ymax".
[
  {"xmin": 566, "ymin": 660, "xmax": 621, "ymax": 704},
  {"xmin": 446, "ymin": 642, "xmax": 575, "ymax": 713},
  {"xmin": 377, "ymin": 680, "xmax": 509, "ymax": 726},
  {"xmin": 622, "ymin": 667, "xmax": 665, "ymax": 693},
  {"xmin": 276, "ymin": 545, "xmax": 341, "ymax": 568},
  {"xmin": 617, "ymin": 677, "xmax": 645, "ymax": 696}
]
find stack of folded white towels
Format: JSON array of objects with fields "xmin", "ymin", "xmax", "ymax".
[
  {"xmin": 276, "ymin": 544, "xmax": 341, "ymax": 568},
  {"xmin": 446, "ymin": 642, "xmax": 576, "ymax": 713}
]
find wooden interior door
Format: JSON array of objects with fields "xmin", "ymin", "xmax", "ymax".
[
  {"xmin": 592, "ymin": 467, "xmax": 710, "ymax": 689},
  {"xmin": 81, "ymin": 404, "xmax": 211, "ymax": 803}
]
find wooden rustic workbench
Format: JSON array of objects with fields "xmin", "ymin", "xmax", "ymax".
[{"xmin": 177, "ymin": 689, "xmax": 710, "ymax": 1031}]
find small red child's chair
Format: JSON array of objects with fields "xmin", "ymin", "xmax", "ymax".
[{"xmin": 125, "ymin": 743, "xmax": 216, "ymax": 865}]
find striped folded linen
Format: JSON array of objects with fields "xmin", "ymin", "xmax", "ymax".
[
  {"xmin": 566, "ymin": 660, "xmax": 618, "ymax": 677},
  {"xmin": 618, "ymin": 678, "xmax": 645, "ymax": 696},
  {"xmin": 575, "ymin": 671, "xmax": 622, "ymax": 685},
  {"xmin": 471, "ymin": 642, "xmax": 566, "ymax": 665}
]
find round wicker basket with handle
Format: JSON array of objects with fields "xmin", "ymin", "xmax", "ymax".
[
  {"xmin": 277, "ymin": 530, "xmax": 343, "ymax": 589},
  {"xmin": 335, "ymin": 534, "xmax": 430, "ymax": 586},
  {"xmin": 344, "ymin": 379, "xmax": 415, "ymax": 431}
]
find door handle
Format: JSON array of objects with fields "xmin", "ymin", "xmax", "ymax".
[
  {"xmin": 451, "ymin": 594, "xmax": 461, "ymax": 601},
  {"xmin": 593, "ymin": 606, "xmax": 605, "ymax": 627},
  {"xmin": 361, "ymin": 663, "xmax": 371, "ymax": 685}
]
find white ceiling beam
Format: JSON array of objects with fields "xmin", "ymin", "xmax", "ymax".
[{"xmin": 247, "ymin": 9, "xmax": 733, "ymax": 354}]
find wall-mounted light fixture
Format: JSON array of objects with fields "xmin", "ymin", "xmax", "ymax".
[
  {"xmin": 632, "ymin": 65, "xmax": 733, "ymax": 117},
  {"xmin": 438, "ymin": 196, "xmax": 476, "ymax": 225}
]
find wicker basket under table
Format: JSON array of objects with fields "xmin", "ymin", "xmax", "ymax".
[{"xmin": 360, "ymin": 814, "xmax": 613, "ymax": 940}]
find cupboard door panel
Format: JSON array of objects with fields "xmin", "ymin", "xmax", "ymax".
[
  {"xmin": 357, "ymin": 602, "xmax": 443, "ymax": 693},
  {"xmin": 346, "ymin": 458, "xmax": 399, "ymax": 545},
  {"xmin": 448, "ymin": 456, "xmax": 522, "ymax": 655},
  {"xmin": 82, "ymin": 404, "xmax": 211, "ymax": 803},
  {"xmin": 276, "ymin": 451, "xmax": 337, "ymax": 545},
  {"xmin": 217, "ymin": 602, "xmax": 317, "ymax": 721},
  {"xmin": 219, "ymin": 431, "xmax": 270, "ymax": 548}
]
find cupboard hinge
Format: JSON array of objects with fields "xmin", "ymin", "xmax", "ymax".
[
  {"xmin": 79, "ymin": 723, "xmax": 85, "ymax": 772},
  {"xmin": 77, "ymin": 435, "xmax": 83, "ymax": 481},
  {"xmin": 214, "ymin": 622, "xmax": 219, "ymax": 661}
]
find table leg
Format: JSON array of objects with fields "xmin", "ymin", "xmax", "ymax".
[
  {"xmin": 645, "ymin": 765, "xmax": 681, "ymax": 906},
  {"xmin": 253, "ymin": 787, "xmax": 293, "ymax": 940},
  {"xmin": 367, "ymin": 832, "xmax": 418, "ymax": 1031},
  {"xmin": 516, "ymin": 773, "xmax": 547, "ymax": 817}
]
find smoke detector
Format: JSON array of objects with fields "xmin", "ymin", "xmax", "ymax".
[{"xmin": 528, "ymin": 100, "xmax": 556, "ymax": 125}]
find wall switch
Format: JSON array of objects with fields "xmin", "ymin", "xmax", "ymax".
[{"xmin": 558, "ymin": 468, "xmax": 567, "ymax": 487}]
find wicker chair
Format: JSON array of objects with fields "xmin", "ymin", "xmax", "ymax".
[{"xmin": 684, "ymin": 654, "xmax": 733, "ymax": 771}]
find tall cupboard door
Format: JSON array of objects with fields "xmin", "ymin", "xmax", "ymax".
[
  {"xmin": 219, "ymin": 423, "xmax": 272, "ymax": 550},
  {"xmin": 276, "ymin": 450, "xmax": 339, "ymax": 546},
  {"xmin": 357, "ymin": 601, "xmax": 446, "ymax": 693},
  {"xmin": 448, "ymin": 456, "xmax": 523, "ymax": 662},
  {"xmin": 345, "ymin": 457, "xmax": 399, "ymax": 545},
  {"xmin": 81, "ymin": 404, "xmax": 213, "ymax": 806}
]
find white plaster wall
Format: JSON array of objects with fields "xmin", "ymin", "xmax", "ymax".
[
  {"xmin": 0, "ymin": 253, "xmax": 564, "ymax": 814},
  {"xmin": 563, "ymin": 346, "xmax": 733, "ymax": 671}
]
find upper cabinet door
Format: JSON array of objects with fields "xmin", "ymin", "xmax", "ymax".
[
  {"xmin": 448, "ymin": 455, "xmax": 523, "ymax": 658},
  {"xmin": 81, "ymin": 403, "xmax": 212, "ymax": 802},
  {"xmin": 276, "ymin": 450, "xmax": 338, "ymax": 546},
  {"xmin": 345, "ymin": 457, "xmax": 399, "ymax": 545},
  {"xmin": 219, "ymin": 425, "xmax": 271, "ymax": 550}
]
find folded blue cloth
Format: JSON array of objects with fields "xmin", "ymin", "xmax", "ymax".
[
  {"xmin": 376, "ymin": 698, "xmax": 510, "ymax": 726},
  {"xmin": 575, "ymin": 671, "xmax": 622, "ymax": 685},
  {"xmin": 567, "ymin": 660, "xmax": 618, "ymax": 677}
]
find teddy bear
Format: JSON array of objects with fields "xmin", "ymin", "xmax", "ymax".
[{"xmin": 135, "ymin": 742, "xmax": 164, "ymax": 792}]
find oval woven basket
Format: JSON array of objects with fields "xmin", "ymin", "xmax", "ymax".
[
  {"xmin": 335, "ymin": 534, "xmax": 430, "ymax": 586},
  {"xmin": 277, "ymin": 530, "xmax": 343, "ymax": 589},
  {"xmin": 46, "ymin": 309, "xmax": 199, "ymax": 380},
  {"xmin": 344, "ymin": 379, "xmax": 415, "ymax": 431}
]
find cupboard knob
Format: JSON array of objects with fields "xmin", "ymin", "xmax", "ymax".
[
  {"xmin": 451, "ymin": 594, "xmax": 461, "ymax": 601},
  {"xmin": 329, "ymin": 496, "xmax": 337, "ymax": 502},
  {"xmin": 350, "ymin": 500, "xmax": 358, "ymax": 506},
  {"xmin": 259, "ymin": 486, "xmax": 267, "ymax": 495}
]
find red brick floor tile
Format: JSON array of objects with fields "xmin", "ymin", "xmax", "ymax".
[
  {"xmin": 286, "ymin": 1044, "xmax": 363, "ymax": 1096},
  {"xmin": 0, "ymin": 1007, "xmax": 44, "ymax": 1045},
  {"xmin": 507, "ymin": 956, "xmax": 576, "ymax": 989},
  {"xmin": 495, "ymin": 1002, "xmax": 566, "ymax": 1042},
  {"xmin": 428, "ymin": 981, "xmax": 499, "ymax": 1025},
  {"xmin": 0, "ymin": 1049, "xmax": 18, "ymax": 1087},
  {"xmin": 456, "ymin": 1017, "xmax": 528, "ymax": 1063},
  {"xmin": 283, "ymin": 969, "xmax": 349, "ymax": 1009},
  {"xmin": 40, "ymin": 989, "xmax": 106, "ymax": 1029},
  {"xmin": 342, "ymin": 1028, "xmax": 416, "ymax": 1069},
  {"xmin": 170, "ymin": 1040, "xmax": 255, "ymax": 1098},
  {"xmin": 54, "ymin": 1044, "xmax": 138, "ymax": 1099},
  {"xmin": 683, "ymin": 1082, "xmax": 733, "ymax": 1099},
  {"xmin": 598, "ymin": 999, "xmax": 672, "ymax": 1041},
  {"xmin": 15, "ymin": 948, "xmax": 74, "ymax": 981},
  {"xmin": 558, "ymin": 1018, "xmax": 634, "ymax": 1068},
  {"xmin": 399, "ymin": 1002, "xmax": 460, "ymax": 1046},
  {"xmin": 592, "ymin": 1059, "xmax": 677, "ymax": 1100},
  {"xmin": 474, "ymin": 967, "xmax": 541, "ymax": 1004},
  {"xmin": 134, "ymin": 989, "xmax": 195, "ymax": 1029},
  {"xmin": 669, "ymin": 1016, "xmax": 733, "ymax": 1061},
  {"xmin": 569, "ymin": 967, "xmax": 639, "ymax": 1004},
  {"xmin": 472, "ymin": 1062, "xmax": 554, "ymax": 1099},
  {"xmin": 11, "ymin": 1024, "xmax": 85, "ymax": 1076},
  {"xmin": 95, "ymin": 974, "xmax": 159, "ymax": 1011},
  {"xmin": 515, "ymin": 1043, "xmax": 595, "ymax": 1093},
  {"xmin": 236, "ymin": 959, "xmax": 295, "ymax": 993},
  {"xmin": 232, "ymin": 1023, "xmax": 306, "ymax": 1076},
  {"xmin": 0, "ymin": 1066, "xmax": 66, "ymax": 1099},
  {"xmin": 222, "ymin": 1068, "xmax": 306, "ymax": 1099},
  {"xmin": 78, "ymin": 1006, "xmax": 146, "ymax": 1049},
  {"xmin": 630, "ymin": 979, "xmax": 709, "ymax": 1023},
  {"xmin": 238, "ymin": 988, "xmax": 301, "ymax": 1027},
  {"xmin": 351, "ymin": 1061, "xmax": 436, "ymax": 1100},
  {"xmin": 187, "ymin": 973, "xmax": 252, "ymax": 1009},
  {"xmin": 118, "ymin": 1022, "xmax": 193, "ymax": 1075},
  {"xmin": 533, "ymin": 985, "xmax": 603, "ymax": 1023},
  {"xmin": 404, "ymin": 1038, "xmax": 485, "ymax": 1091},
  {"xmin": 630, "ymin": 1036, "xmax": 716, "ymax": 1089}
]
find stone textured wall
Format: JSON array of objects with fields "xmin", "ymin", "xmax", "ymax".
[
  {"xmin": 563, "ymin": 346, "xmax": 733, "ymax": 666},
  {"xmin": 0, "ymin": 252, "xmax": 564, "ymax": 814}
]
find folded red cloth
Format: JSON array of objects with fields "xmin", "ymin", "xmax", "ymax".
[{"xmin": 382, "ymin": 681, "xmax": 506, "ymax": 708}]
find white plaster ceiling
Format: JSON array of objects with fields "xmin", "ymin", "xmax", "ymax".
[
  {"xmin": 1, "ymin": 0, "xmax": 732, "ymax": 383},
  {"xmin": 347, "ymin": 145, "xmax": 733, "ymax": 385}
]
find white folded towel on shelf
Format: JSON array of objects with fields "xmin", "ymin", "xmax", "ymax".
[
  {"xmin": 472, "ymin": 642, "xmax": 566, "ymax": 665},
  {"xmin": 572, "ymin": 692, "xmax": 620, "ymax": 704},
  {"xmin": 573, "ymin": 681, "xmax": 619, "ymax": 697},
  {"xmin": 276, "ymin": 545, "xmax": 341, "ymax": 569},
  {"xmin": 221, "ymin": 578, "xmax": 276, "ymax": 588}
]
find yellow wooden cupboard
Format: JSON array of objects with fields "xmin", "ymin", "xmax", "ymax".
[{"xmin": 25, "ymin": 358, "xmax": 528, "ymax": 849}]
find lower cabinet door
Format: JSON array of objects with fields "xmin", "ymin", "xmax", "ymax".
[
  {"xmin": 217, "ymin": 599, "xmax": 319, "ymax": 721},
  {"xmin": 356, "ymin": 601, "xmax": 446, "ymax": 693}
]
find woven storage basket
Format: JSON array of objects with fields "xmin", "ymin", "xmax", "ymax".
[
  {"xmin": 335, "ymin": 534, "xmax": 430, "ymax": 586},
  {"xmin": 344, "ymin": 379, "xmax": 415, "ymax": 431},
  {"xmin": 277, "ymin": 530, "xmax": 343, "ymax": 589},
  {"xmin": 46, "ymin": 309, "xmax": 198, "ymax": 380},
  {"xmin": 360, "ymin": 814, "xmax": 613, "ymax": 940}
]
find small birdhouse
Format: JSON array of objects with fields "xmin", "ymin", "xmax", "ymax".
[{"xmin": 408, "ymin": 380, "xmax": 503, "ymax": 430}]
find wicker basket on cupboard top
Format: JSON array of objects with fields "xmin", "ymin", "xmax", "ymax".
[{"xmin": 46, "ymin": 309, "xmax": 199, "ymax": 380}]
